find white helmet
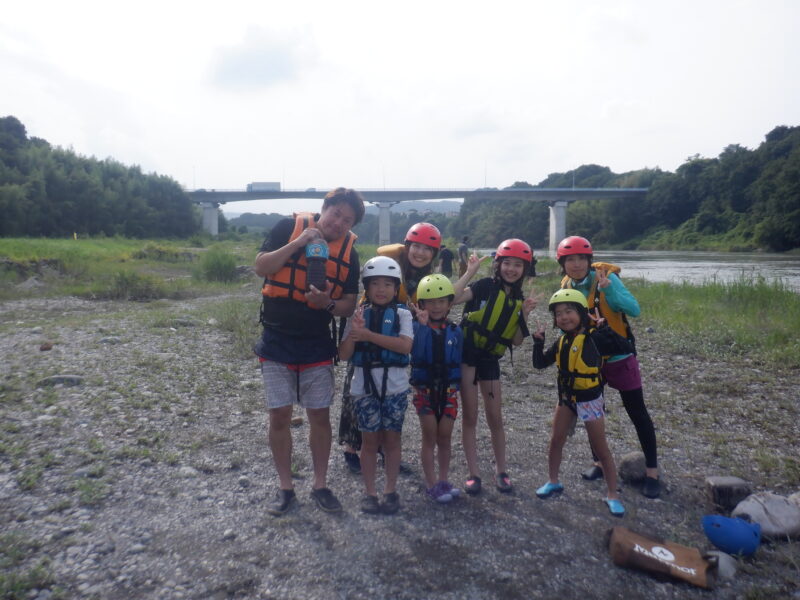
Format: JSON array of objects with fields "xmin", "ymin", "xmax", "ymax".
[{"xmin": 361, "ymin": 256, "xmax": 403, "ymax": 285}]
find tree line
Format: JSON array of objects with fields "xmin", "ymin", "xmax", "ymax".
[
  {"xmin": 0, "ymin": 116, "xmax": 198, "ymax": 238},
  {"xmin": 449, "ymin": 126, "xmax": 800, "ymax": 252},
  {"xmin": 2, "ymin": 115, "xmax": 798, "ymax": 251}
]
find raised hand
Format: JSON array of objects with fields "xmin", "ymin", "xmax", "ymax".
[
  {"xmin": 466, "ymin": 253, "xmax": 489, "ymax": 276},
  {"xmin": 589, "ymin": 307, "xmax": 605, "ymax": 328},
  {"xmin": 523, "ymin": 288, "xmax": 544, "ymax": 317},
  {"xmin": 408, "ymin": 302, "xmax": 429, "ymax": 326},
  {"xmin": 595, "ymin": 267, "xmax": 610, "ymax": 289},
  {"xmin": 532, "ymin": 320, "xmax": 546, "ymax": 340}
]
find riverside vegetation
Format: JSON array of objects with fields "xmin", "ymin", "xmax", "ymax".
[{"xmin": 1, "ymin": 238, "xmax": 799, "ymax": 599}]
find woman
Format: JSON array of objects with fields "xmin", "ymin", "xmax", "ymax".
[
  {"xmin": 339, "ymin": 223, "xmax": 442, "ymax": 473},
  {"xmin": 557, "ymin": 235, "xmax": 660, "ymax": 498}
]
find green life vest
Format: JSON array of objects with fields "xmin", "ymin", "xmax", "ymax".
[{"xmin": 464, "ymin": 288, "xmax": 523, "ymax": 357}]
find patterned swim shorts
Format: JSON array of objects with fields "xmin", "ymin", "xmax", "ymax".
[
  {"xmin": 412, "ymin": 386, "xmax": 459, "ymax": 421},
  {"xmin": 575, "ymin": 395, "xmax": 605, "ymax": 422},
  {"xmin": 354, "ymin": 390, "xmax": 410, "ymax": 433}
]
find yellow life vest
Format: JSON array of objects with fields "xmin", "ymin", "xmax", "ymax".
[
  {"xmin": 464, "ymin": 288, "xmax": 522, "ymax": 357},
  {"xmin": 561, "ymin": 262, "xmax": 635, "ymax": 350},
  {"xmin": 555, "ymin": 331, "xmax": 603, "ymax": 404},
  {"xmin": 262, "ymin": 212, "xmax": 357, "ymax": 307}
]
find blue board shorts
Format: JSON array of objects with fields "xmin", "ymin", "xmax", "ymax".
[{"xmin": 354, "ymin": 391, "xmax": 409, "ymax": 433}]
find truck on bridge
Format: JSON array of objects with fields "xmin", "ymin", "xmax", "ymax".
[{"xmin": 246, "ymin": 181, "xmax": 281, "ymax": 192}]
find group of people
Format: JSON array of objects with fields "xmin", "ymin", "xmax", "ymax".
[{"xmin": 254, "ymin": 188, "xmax": 660, "ymax": 518}]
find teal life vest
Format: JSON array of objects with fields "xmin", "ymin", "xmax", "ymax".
[{"xmin": 410, "ymin": 321, "xmax": 462, "ymax": 387}]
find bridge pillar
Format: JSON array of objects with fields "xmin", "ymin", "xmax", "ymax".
[
  {"xmin": 548, "ymin": 201, "xmax": 569, "ymax": 256},
  {"xmin": 376, "ymin": 202, "xmax": 393, "ymax": 246},
  {"xmin": 201, "ymin": 202, "xmax": 219, "ymax": 236}
]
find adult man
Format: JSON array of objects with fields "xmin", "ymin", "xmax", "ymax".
[
  {"xmin": 438, "ymin": 244, "xmax": 454, "ymax": 278},
  {"xmin": 457, "ymin": 236, "xmax": 470, "ymax": 277},
  {"xmin": 255, "ymin": 187, "xmax": 365, "ymax": 515}
]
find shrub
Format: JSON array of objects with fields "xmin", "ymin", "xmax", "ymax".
[
  {"xmin": 106, "ymin": 271, "xmax": 168, "ymax": 300},
  {"xmin": 197, "ymin": 247, "xmax": 237, "ymax": 282}
]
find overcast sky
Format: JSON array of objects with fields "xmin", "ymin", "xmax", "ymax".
[{"xmin": 3, "ymin": 1, "xmax": 799, "ymax": 214}]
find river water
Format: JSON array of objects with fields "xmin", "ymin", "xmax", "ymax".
[{"xmin": 477, "ymin": 249, "xmax": 800, "ymax": 291}]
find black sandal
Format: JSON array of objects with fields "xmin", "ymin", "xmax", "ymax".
[{"xmin": 465, "ymin": 475, "xmax": 482, "ymax": 495}]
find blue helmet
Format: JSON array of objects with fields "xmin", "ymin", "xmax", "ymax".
[{"xmin": 702, "ymin": 515, "xmax": 761, "ymax": 556}]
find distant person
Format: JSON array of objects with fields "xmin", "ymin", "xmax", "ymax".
[
  {"xmin": 532, "ymin": 289, "xmax": 632, "ymax": 517},
  {"xmin": 457, "ymin": 236, "xmax": 470, "ymax": 277},
  {"xmin": 254, "ymin": 187, "xmax": 365, "ymax": 516},
  {"xmin": 557, "ymin": 235, "xmax": 660, "ymax": 499},
  {"xmin": 452, "ymin": 239, "xmax": 537, "ymax": 495},
  {"xmin": 409, "ymin": 275, "xmax": 463, "ymax": 503},
  {"xmin": 338, "ymin": 256, "xmax": 413, "ymax": 515},
  {"xmin": 338, "ymin": 223, "xmax": 441, "ymax": 473},
  {"xmin": 438, "ymin": 244, "xmax": 454, "ymax": 278}
]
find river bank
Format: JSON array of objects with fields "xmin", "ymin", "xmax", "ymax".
[{"xmin": 1, "ymin": 284, "xmax": 798, "ymax": 599}]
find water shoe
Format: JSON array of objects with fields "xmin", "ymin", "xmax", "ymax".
[
  {"xmin": 536, "ymin": 482, "xmax": 564, "ymax": 499},
  {"xmin": 605, "ymin": 498, "xmax": 625, "ymax": 517}
]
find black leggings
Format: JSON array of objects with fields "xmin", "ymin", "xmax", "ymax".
[{"xmin": 592, "ymin": 387, "xmax": 658, "ymax": 469}]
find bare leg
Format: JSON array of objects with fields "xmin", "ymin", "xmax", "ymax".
[
  {"xmin": 548, "ymin": 405, "xmax": 575, "ymax": 483},
  {"xmin": 360, "ymin": 431, "xmax": 380, "ymax": 497},
  {"xmin": 269, "ymin": 405, "xmax": 295, "ymax": 490},
  {"xmin": 437, "ymin": 417, "xmax": 455, "ymax": 482},
  {"xmin": 584, "ymin": 417, "xmax": 619, "ymax": 499},
  {"xmin": 481, "ymin": 379, "xmax": 506, "ymax": 474},
  {"xmin": 418, "ymin": 414, "xmax": 438, "ymax": 488},
  {"xmin": 306, "ymin": 406, "xmax": 332, "ymax": 490},
  {"xmin": 460, "ymin": 365, "xmax": 480, "ymax": 477},
  {"xmin": 382, "ymin": 430, "xmax": 402, "ymax": 494}
]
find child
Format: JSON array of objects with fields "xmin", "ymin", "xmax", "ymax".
[
  {"xmin": 408, "ymin": 274, "xmax": 463, "ymax": 503},
  {"xmin": 532, "ymin": 289, "xmax": 633, "ymax": 517},
  {"xmin": 452, "ymin": 239, "xmax": 537, "ymax": 494},
  {"xmin": 556, "ymin": 235, "xmax": 660, "ymax": 499},
  {"xmin": 338, "ymin": 256, "xmax": 413, "ymax": 514}
]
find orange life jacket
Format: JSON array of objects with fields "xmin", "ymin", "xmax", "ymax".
[
  {"xmin": 262, "ymin": 213, "xmax": 357, "ymax": 308},
  {"xmin": 561, "ymin": 262, "xmax": 635, "ymax": 349}
]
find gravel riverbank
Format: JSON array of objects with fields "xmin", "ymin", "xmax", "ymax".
[{"xmin": 1, "ymin": 287, "xmax": 798, "ymax": 599}]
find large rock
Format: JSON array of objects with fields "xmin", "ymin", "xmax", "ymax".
[
  {"xmin": 706, "ymin": 476, "xmax": 752, "ymax": 511},
  {"xmin": 789, "ymin": 491, "xmax": 800, "ymax": 510},
  {"xmin": 732, "ymin": 493, "xmax": 800, "ymax": 539},
  {"xmin": 618, "ymin": 451, "xmax": 646, "ymax": 483}
]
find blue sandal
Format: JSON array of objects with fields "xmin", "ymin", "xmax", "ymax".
[
  {"xmin": 605, "ymin": 498, "xmax": 625, "ymax": 517},
  {"xmin": 536, "ymin": 482, "xmax": 564, "ymax": 498}
]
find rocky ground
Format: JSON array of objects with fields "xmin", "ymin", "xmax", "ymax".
[{"xmin": 1, "ymin": 285, "xmax": 799, "ymax": 599}]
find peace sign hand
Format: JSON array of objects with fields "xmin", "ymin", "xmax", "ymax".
[
  {"xmin": 532, "ymin": 320, "xmax": 546, "ymax": 340},
  {"xmin": 523, "ymin": 288, "xmax": 544, "ymax": 318},
  {"xmin": 408, "ymin": 302, "xmax": 429, "ymax": 327},
  {"xmin": 589, "ymin": 307, "xmax": 605, "ymax": 328},
  {"xmin": 596, "ymin": 267, "xmax": 610, "ymax": 289}
]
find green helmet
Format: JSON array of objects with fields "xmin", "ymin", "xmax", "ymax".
[
  {"xmin": 548, "ymin": 288, "xmax": 588, "ymax": 310},
  {"xmin": 417, "ymin": 274, "xmax": 455, "ymax": 300}
]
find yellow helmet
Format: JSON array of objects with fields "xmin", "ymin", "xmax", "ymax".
[
  {"xmin": 548, "ymin": 288, "xmax": 588, "ymax": 310},
  {"xmin": 417, "ymin": 274, "xmax": 455, "ymax": 300}
]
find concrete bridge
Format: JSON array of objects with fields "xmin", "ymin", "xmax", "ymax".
[{"xmin": 188, "ymin": 187, "xmax": 648, "ymax": 254}]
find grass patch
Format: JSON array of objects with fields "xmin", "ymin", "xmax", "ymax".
[
  {"xmin": 629, "ymin": 275, "xmax": 800, "ymax": 367},
  {"xmin": 201, "ymin": 296, "xmax": 262, "ymax": 358}
]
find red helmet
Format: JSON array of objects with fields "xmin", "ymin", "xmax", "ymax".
[
  {"xmin": 495, "ymin": 239, "xmax": 533, "ymax": 264},
  {"xmin": 405, "ymin": 223, "xmax": 441, "ymax": 249},
  {"xmin": 556, "ymin": 236, "xmax": 593, "ymax": 259}
]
